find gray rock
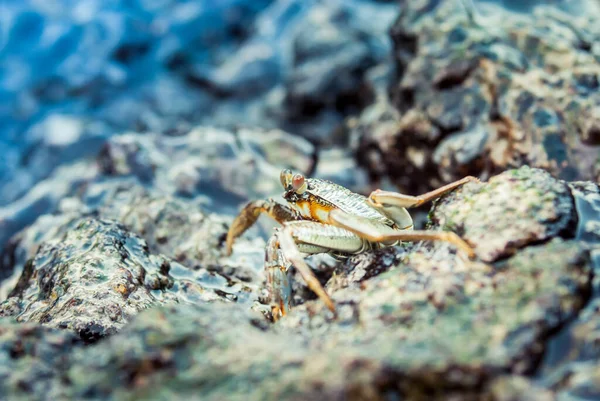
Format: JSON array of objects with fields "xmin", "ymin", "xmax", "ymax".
[
  {"xmin": 0, "ymin": 178, "xmax": 271, "ymax": 336},
  {"xmin": 97, "ymin": 126, "xmax": 315, "ymax": 205},
  {"xmin": 353, "ymin": 0, "xmax": 600, "ymax": 194},
  {"xmin": 0, "ymin": 165, "xmax": 597, "ymax": 400},
  {"xmin": 486, "ymin": 376, "xmax": 556, "ymax": 401},
  {"xmin": 536, "ymin": 181, "xmax": 600, "ymax": 400},
  {"xmin": 275, "ymin": 1, "xmax": 399, "ymax": 143},
  {"xmin": 0, "ymin": 319, "xmax": 79, "ymax": 401},
  {"xmin": 430, "ymin": 167, "xmax": 576, "ymax": 262},
  {"xmin": 1, "ymin": 124, "xmax": 315, "ymax": 287},
  {"xmin": 0, "ymin": 160, "xmax": 98, "ymax": 258},
  {"xmin": 2, "ymin": 237, "xmax": 588, "ymax": 400},
  {"xmin": 0, "ymin": 218, "xmax": 180, "ymax": 341},
  {"xmin": 433, "ymin": 125, "xmax": 489, "ymax": 168}
]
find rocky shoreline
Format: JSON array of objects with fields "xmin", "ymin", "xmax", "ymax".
[{"xmin": 1, "ymin": 1, "xmax": 599, "ymax": 400}]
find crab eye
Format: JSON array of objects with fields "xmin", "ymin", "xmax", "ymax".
[
  {"xmin": 280, "ymin": 169, "xmax": 293, "ymax": 189},
  {"xmin": 292, "ymin": 174, "xmax": 307, "ymax": 194}
]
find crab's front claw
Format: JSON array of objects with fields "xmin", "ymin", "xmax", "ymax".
[
  {"xmin": 226, "ymin": 204, "xmax": 260, "ymax": 256},
  {"xmin": 278, "ymin": 228, "xmax": 336, "ymax": 314},
  {"xmin": 265, "ymin": 236, "xmax": 292, "ymax": 321},
  {"xmin": 267, "ymin": 266, "xmax": 292, "ymax": 321},
  {"xmin": 226, "ymin": 199, "xmax": 300, "ymax": 256},
  {"xmin": 226, "ymin": 199, "xmax": 278, "ymax": 255}
]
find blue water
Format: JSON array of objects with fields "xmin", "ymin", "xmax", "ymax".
[{"xmin": 0, "ymin": 0, "xmax": 276, "ymax": 205}]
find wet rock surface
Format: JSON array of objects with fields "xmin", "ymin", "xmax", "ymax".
[
  {"xmin": 536, "ymin": 181, "xmax": 600, "ymax": 400},
  {"xmin": 1, "ymin": 162, "xmax": 598, "ymax": 399},
  {"xmin": 1, "ymin": 0, "xmax": 600, "ymax": 400},
  {"xmin": 0, "ymin": 125, "xmax": 315, "ymax": 286},
  {"xmin": 0, "ymin": 183, "xmax": 267, "ymax": 341},
  {"xmin": 353, "ymin": 0, "xmax": 600, "ymax": 194},
  {"xmin": 96, "ymin": 126, "xmax": 315, "ymax": 205},
  {"xmin": 0, "ymin": 218, "xmax": 179, "ymax": 341}
]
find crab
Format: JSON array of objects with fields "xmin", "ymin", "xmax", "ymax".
[{"xmin": 225, "ymin": 169, "xmax": 477, "ymax": 320}]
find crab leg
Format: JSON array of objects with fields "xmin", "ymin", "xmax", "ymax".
[
  {"xmin": 268, "ymin": 221, "xmax": 366, "ymax": 318},
  {"xmin": 328, "ymin": 209, "xmax": 476, "ymax": 259},
  {"xmin": 278, "ymin": 231, "xmax": 335, "ymax": 315},
  {"xmin": 226, "ymin": 199, "xmax": 300, "ymax": 255},
  {"xmin": 265, "ymin": 235, "xmax": 293, "ymax": 319},
  {"xmin": 368, "ymin": 176, "xmax": 479, "ymax": 209}
]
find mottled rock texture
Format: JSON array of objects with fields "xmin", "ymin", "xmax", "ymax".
[
  {"xmin": 430, "ymin": 167, "xmax": 576, "ymax": 262},
  {"xmin": 0, "ymin": 0, "xmax": 599, "ymax": 398},
  {"xmin": 1, "ymin": 166, "xmax": 595, "ymax": 400},
  {"xmin": 353, "ymin": 0, "xmax": 600, "ymax": 194},
  {"xmin": 0, "ymin": 320, "xmax": 78, "ymax": 400},
  {"xmin": 0, "ymin": 192, "xmax": 265, "ymax": 341},
  {"xmin": 0, "ymin": 218, "xmax": 178, "ymax": 341}
]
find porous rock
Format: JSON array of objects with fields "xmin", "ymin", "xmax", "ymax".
[{"xmin": 353, "ymin": 0, "xmax": 600, "ymax": 194}]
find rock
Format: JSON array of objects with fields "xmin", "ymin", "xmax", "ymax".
[
  {"xmin": 0, "ymin": 160, "xmax": 98, "ymax": 256},
  {"xmin": 0, "ymin": 166, "xmax": 597, "ymax": 400},
  {"xmin": 570, "ymin": 181, "xmax": 600, "ymax": 243},
  {"xmin": 67, "ymin": 304, "xmax": 301, "ymax": 401},
  {"xmin": 486, "ymin": 376, "xmax": 556, "ymax": 401},
  {"xmin": 430, "ymin": 167, "xmax": 576, "ymax": 262},
  {"xmin": 353, "ymin": 0, "xmax": 600, "ymax": 194},
  {"xmin": 185, "ymin": 42, "xmax": 282, "ymax": 98},
  {"xmin": 0, "ymin": 237, "xmax": 589, "ymax": 400},
  {"xmin": 0, "ymin": 218, "xmax": 181, "ymax": 341},
  {"xmin": 0, "ymin": 209, "xmax": 264, "ymax": 341},
  {"xmin": 0, "ymin": 123, "xmax": 317, "ymax": 283},
  {"xmin": 275, "ymin": 241, "xmax": 590, "ymax": 399},
  {"xmin": 284, "ymin": 6, "xmax": 376, "ymax": 113},
  {"xmin": 97, "ymin": 126, "xmax": 315, "ymax": 206},
  {"xmin": 0, "ymin": 319, "xmax": 79, "ymax": 401},
  {"xmin": 0, "ymin": 181, "xmax": 268, "ymax": 338},
  {"xmin": 85, "ymin": 183, "xmax": 266, "ymax": 292},
  {"xmin": 275, "ymin": 1, "xmax": 399, "ymax": 143},
  {"xmin": 535, "ymin": 181, "xmax": 600, "ymax": 400}
]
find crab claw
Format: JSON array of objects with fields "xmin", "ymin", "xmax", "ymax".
[
  {"xmin": 279, "ymin": 228, "xmax": 336, "ymax": 313},
  {"xmin": 265, "ymin": 236, "xmax": 292, "ymax": 321},
  {"xmin": 267, "ymin": 266, "xmax": 292, "ymax": 321},
  {"xmin": 226, "ymin": 201, "xmax": 264, "ymax": 255},
  {"xmin": 226, "ymin": 199, "xmax": 300, "ymax": 256}
]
